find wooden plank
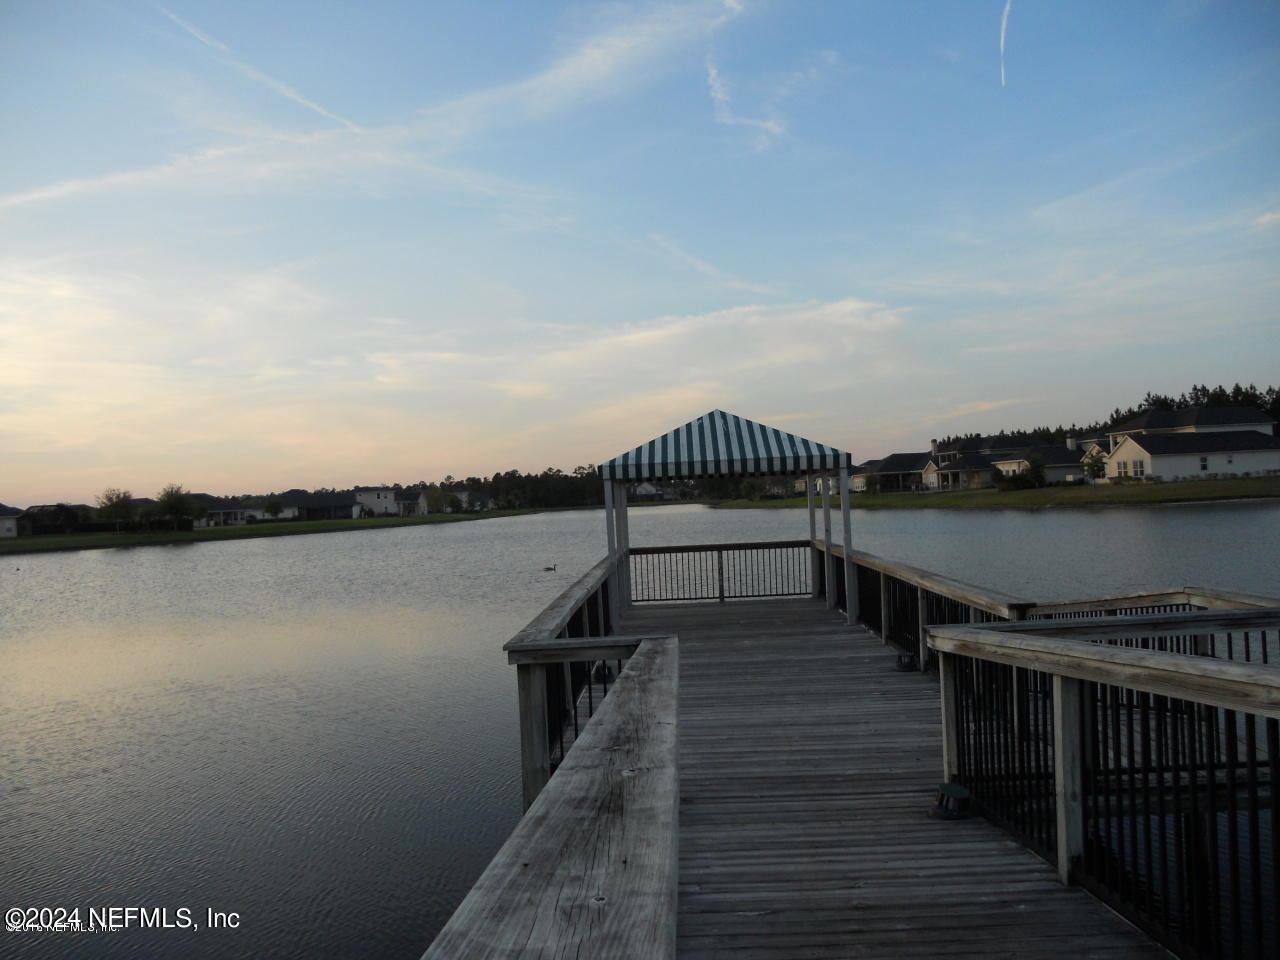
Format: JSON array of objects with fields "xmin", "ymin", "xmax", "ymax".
[
  {"xmin": 928, "ymin": 623, "xmax": 1280, "ymax": 718},
  {"xmin": 425, "ymin": 638, "xmax": 679, "ymax": 959},
  {"xmin": 614, "ymin": 598, "xmax": 1161, "ymax": 959}
]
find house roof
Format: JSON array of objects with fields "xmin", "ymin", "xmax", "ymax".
[
  {"xmin": 0, "ymin": 503, "xmax": 21, "ymax": 517},
  {"xmin": 1120, "ymin": 430, "xmax": 1280, "ymax": 457},
  {"xmin": 1110, "ymin": 406, "xmax": 1275, "ymax": 434},
  {"xmin": 852, "ymin": 459, "xmax": 882, "ymax": 476},
  {"xmin": 934, "ymin": 453, "xmax": 994, "ymax": 472},
  {"xmin": 394, "ymin": 488, "xmax": 424, "ymax": 502},
  {"xmin": 991, "ymin": 445, "xmax": 1085, "ymax": 468},
  {"xmin": 871, "ymin": 451, "xmax": 932, "ymax": 474},
  {"xmin": 190, "ymin": 492, "xmax": 244, "ymax": 511},
  {"xmin": 599, "ymin": 409, "xmax": 850, "ymax": 480},
  {"xmin": 280, "ymin": 490, "xmax": 359, "ymax": 508}
]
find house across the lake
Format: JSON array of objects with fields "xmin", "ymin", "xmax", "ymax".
[
  {"xmin": 1105, "ymin": 406, "xmax": 1276, "ymax": 451},
  {"xmin": 1105, "ymin": 431, "xmax": 1280, "ymax": 482}
]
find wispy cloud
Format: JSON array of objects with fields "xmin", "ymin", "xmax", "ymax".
[
  {"xmin": 649, "ymin": 234, "xmax": 777, "ymax": 293},
  {"xmin": 1255, "ymin": 210, "xmax": 1280, "ymax": 228},
  {"xmin": 1000, "ymin": 0, "xmax": 1013, "ymax": 88},
  {"xmin": 4, "ymin": 1, "xmax": 735, "ymax": 214},
  {"xmin": 155, "ymin": 3, "xmax": 363, "ymax": 131},
  {"xmin": 929, "ymin": 397, "xmax": 1027, "ymax": 422},
  {"xmin": 426, "ymin": 1, "xmax": 741, "ymax": 142},
  {"xmin": 705, "ymin": 51, "xmax": 836, "ymax": 150}
]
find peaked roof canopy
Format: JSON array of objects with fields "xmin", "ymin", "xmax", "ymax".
[{"xmin": 599, "ymin": 409, "xmax": 851, "ymax": 481}]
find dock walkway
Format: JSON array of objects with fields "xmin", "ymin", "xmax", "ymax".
[{"xmin": 622, "ymin": 598, "xmax": 1167, "ymax": 959}]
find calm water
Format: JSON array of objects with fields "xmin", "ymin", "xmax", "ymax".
[{"xmin": 3, "ymin": 502, "xmax": 1278, "ymax": 958}]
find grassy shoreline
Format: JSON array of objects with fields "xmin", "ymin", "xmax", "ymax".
[
  {"xmin": 0, "ymin": 509, "xmax": 543, "ymax": 556},
  {"xmin": 713, "ymin": 477, "xmax": 1280, "ymax": 510},
  {"xmin": 4, "ymin": 480, "xmax": 1277, "ymax": 555},
  {"xmin": 0, "ymin": 497, "xmax": 714, "ymax": 557}
]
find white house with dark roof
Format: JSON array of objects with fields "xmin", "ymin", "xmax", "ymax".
[
  {"xmin": 991, "ymin": 442, "xmax": 1088, "ymax": 485},
  {"xmin": 1105, "ymin": 406, "xmax": 1276, "ymax": 452},
  {"xmin": 1105, "ymin": 431, "xmax": 1280, "ymax": 482}
]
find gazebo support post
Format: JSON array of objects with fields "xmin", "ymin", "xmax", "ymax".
[
  {"xmin": 603, "ymin": 479, "xmax": 620, "ymax": 630},
  {"xmin": 839, "ymin": 465, "xmax": 856, "ymax": 625},
  {"xmin": 615, "ymin": 480, "xmax": 631, "ymax": 607},
  {"xmin": 821, "ymin": 474, "xmax": 834, "ymax": 611},
  {"xmin": 806, "ymin": 475, "xmax": 819, "ymax": 599}
]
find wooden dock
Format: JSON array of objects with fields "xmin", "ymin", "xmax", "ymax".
[{"xmin": 621, "ymin": 598, "xmax": 1167, "ymax": 959}]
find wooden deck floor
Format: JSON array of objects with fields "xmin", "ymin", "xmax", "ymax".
[{"xmin": 621, "ymin": 598, "xmax": 1168, "ymax": 960}]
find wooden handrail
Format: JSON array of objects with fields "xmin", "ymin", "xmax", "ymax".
[
  {"xmin": 813, "ymin": 538, "xmax": 1034, "ymax": 619},
  {"xmin": 507, "ymin": 634, "xmax": 671, "ymax": 665},
  {"xmin": 425, "ymin": 637, "xmax": 679, "ymax": 959},
  {"xmin": 928, "ymin": 620, "xmax": 1280, "ymax": 718},
  {"xmin": 629, "ymin": 539, "xmax": 810, "ymax": 555},
  {"xmin": 943, "ymin": 606, "xmax": 1280, "ymax": 641},
  {"xmin": 1028, "ymin": 586, "xmax": 1280, "ymax": 616},
  {"xmin": 505, "ymin": 552, "xmax": 620, "ymax": 651}
]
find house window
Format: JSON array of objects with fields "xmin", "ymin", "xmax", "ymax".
[
  {"xmin": 1227, "ymin": 454, "xmax": 1234, "ymax": 465},
  {"xmin": 1200, "ymin": 457, "xmax": 1208, "ymax": 471},
  {"xmin": 1116, "ymin": 460, "xmax": 1128, "ymax": 478},
  {"xmin": 1132, "ymin": 460, "xmax": 1145, "ymax": 478}
]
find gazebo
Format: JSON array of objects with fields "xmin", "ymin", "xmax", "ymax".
[{"xmin": 597, "ymin": 409, "xmax": 858, "ymax": 623}]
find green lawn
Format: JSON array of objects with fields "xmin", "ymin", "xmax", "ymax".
[
  {"xmin": 0, "ymin": 509, "xmax": 538, "ymax": 556},
  {"xmin": 714, "ymin": 476, "xmax": 1280, "ymax": 510}
]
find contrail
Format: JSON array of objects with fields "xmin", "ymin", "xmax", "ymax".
[
  {"xmin": 1000, "ymin": 0, "xmax": 1013, "ymax": 87},
  {"xmin": 155, "ymin": 3, "xmax": 362, "ymax": 130}
]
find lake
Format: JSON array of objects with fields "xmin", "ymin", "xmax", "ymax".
[{"xmin": 3, "ymin": 502, "xmax": 1278, "ymax": 958}]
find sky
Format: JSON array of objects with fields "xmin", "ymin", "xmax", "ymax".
[{"xmin": 2, "ymin": 0, "xmax": 1278, "ymax": 505}]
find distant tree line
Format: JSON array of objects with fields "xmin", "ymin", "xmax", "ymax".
[{"xmin": 940, "ymin": 383, "xmax": 1280, "ymax": 446}]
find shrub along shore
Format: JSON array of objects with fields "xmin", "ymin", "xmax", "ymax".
[{"xmin": 714, "ymin": 476, "xmax": 1280, "ymax": 510}]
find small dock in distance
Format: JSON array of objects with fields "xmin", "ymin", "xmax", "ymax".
[{"xmin": 628, "ymin": 597, "xmax": 1164, "ymax": 959}]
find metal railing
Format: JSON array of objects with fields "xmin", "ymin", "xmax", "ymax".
[
  {"xmin": 950, "ymin": 656, "xmax": 1058, "ymax": 863},
  {"xmin": 930, "ymin": 610, "xmax": 1280, "ymax": 960},
  {"xmin": 629, "ymin": 540, "xmax": 811, "ymax": 602}
]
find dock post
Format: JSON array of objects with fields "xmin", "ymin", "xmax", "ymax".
[
  {"xmin": 937, "ymin": 649, "xmax": 960, "ymax": 782},
  {"xmin": 517, "ymin": 663, "xmax": 551, "ymax": 809},
  {"xmin": 879, "ymin": 571, "xmax": 889, "ymax": 644},
  {"xmin": 916, "ymin": 587, "xmax": 929, "ymax": 671},
  {"xmin": 603, "ymin": 479, "xmax": 620, "ymax": 629},
  {"xmin": 807, "ymin": 475, "xmax": 820, "ymax": 599},
  {"xmin": 839, "ymin": 465, "xmax": 856, "ymax": 626},
  {"xmin": 615, "ymin": 481, "xmax": 631, "ymax": 606},
  {"xmin": 821, "ymin": 475, "xmax": 834, "ymax": 610},
  {"xmin": 1053, "ymin": 675, "xmax": 1085, "ymax": 885}
]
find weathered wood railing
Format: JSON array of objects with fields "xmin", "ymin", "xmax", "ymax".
[
  {"xmin": 504, "ymin": 551, "xmax": 627, "ymax": 808},
  {"xmin": 812, "ymin": 537, "xmax": 1278, "ymax": 672},
  {"xmin": 629, "ymin": 539, "xmax": 811, "ymax": 602},
  {"xmin": 929, "ymin": 609, "xmax": 1280, "ymax": 960},
  {"xmin": 424, "ymin": 636, "xmax": 678, "ymax": 959},
  {"xmin": 813, "ymin": 538, "xmax": 1033, "ymax": 669}
]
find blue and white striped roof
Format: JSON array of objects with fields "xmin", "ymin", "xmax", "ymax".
[{"xmin": 599, "ymin": 410, "xmax": 851, "ymax": 480}]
